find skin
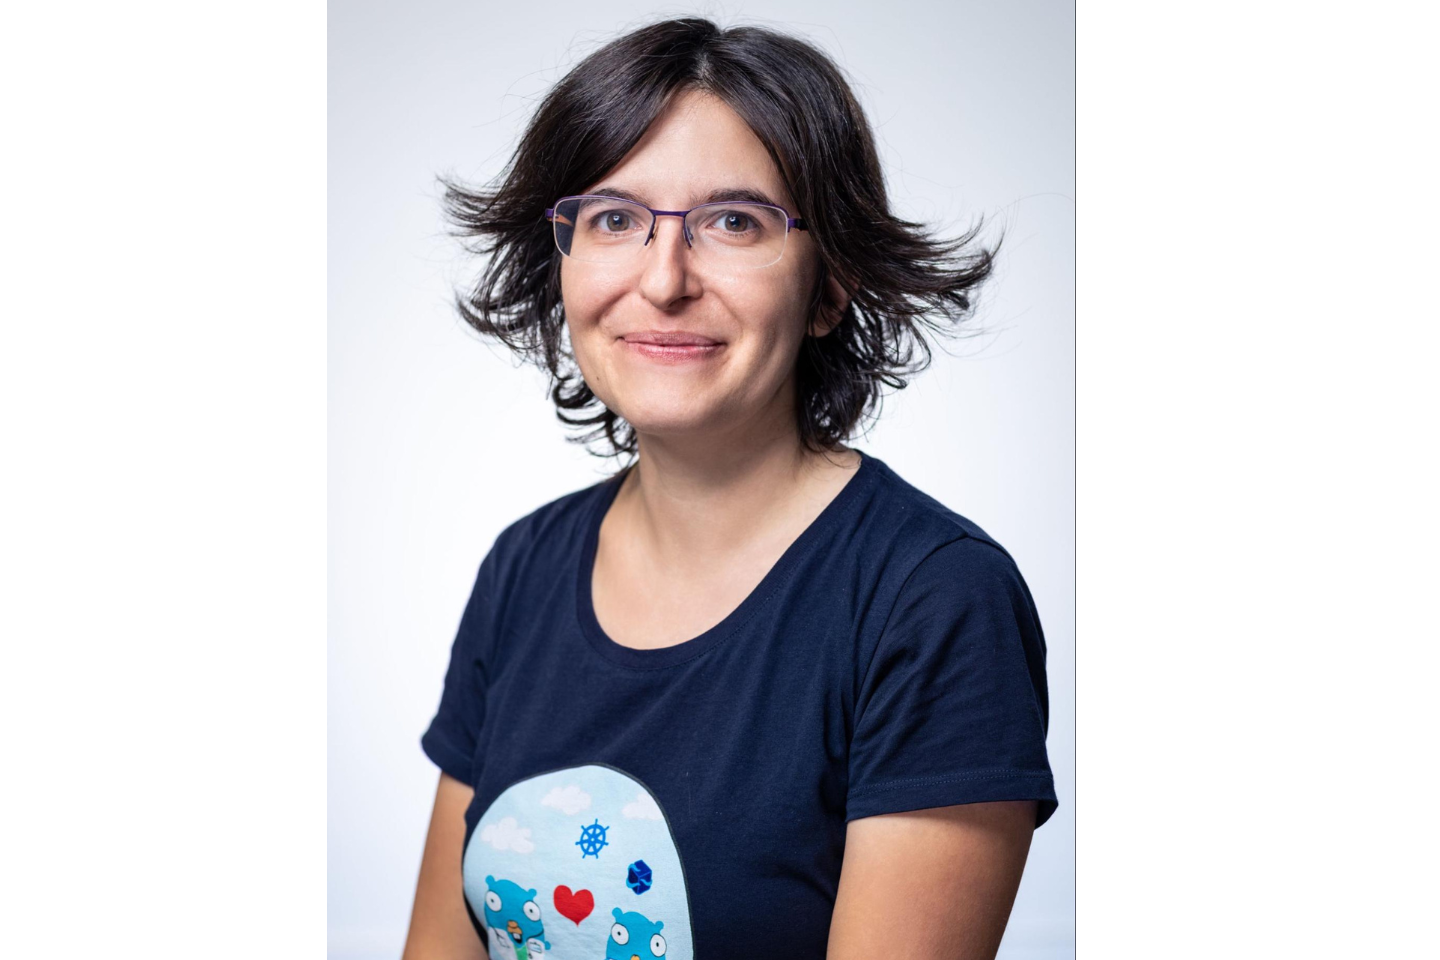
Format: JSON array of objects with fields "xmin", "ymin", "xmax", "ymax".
[
  {"xmin": 564, "ymin": 89, "xmax": 862, "ymax": 650},
  {"xmin": 402, "ymin": 772, "xmax": 484, "ymax": 960},
  {"xmin": 827, "ymin": 801, "xmax": 1038, "ymax": 960},
  {"xmin": 404, "ymin": 88, "xmax": 1036, "ymax": 959}
]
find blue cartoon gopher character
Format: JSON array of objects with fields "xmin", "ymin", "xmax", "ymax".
[
  {"xmin": 480, "ymin": 875, "xmax": 551, "ymax": 960},
  {"xmin": 605, "ymin": 906, "xmax": 666, "ymax": 960}
]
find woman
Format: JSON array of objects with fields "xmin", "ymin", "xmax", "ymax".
[{"xmin": 404, "ymin": 17, "xmax": 1056, "ymax": 960}]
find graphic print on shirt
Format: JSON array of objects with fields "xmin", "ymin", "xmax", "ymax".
[{"xmin": 463, "ymin": 763, "xmax": 693, "ymax": 960}]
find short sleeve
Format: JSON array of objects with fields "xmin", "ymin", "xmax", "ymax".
[
  {"xmin": 420, "ymin": 548, "xmax": 500, "ymax": 785},
  {"xmin": 847, "ymin": 536, "xmax": 1058, "ymax": 827}
]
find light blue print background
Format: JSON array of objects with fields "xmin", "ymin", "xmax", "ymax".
[{"xmin": 462, "ymin": 763, "xmax": 694, "ymax": 960}]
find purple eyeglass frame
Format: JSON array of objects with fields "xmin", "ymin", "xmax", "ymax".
[{"xmin": 545, "ymin": 194, "xmax": 807, "ymax": 251}]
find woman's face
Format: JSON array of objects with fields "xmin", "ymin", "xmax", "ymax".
[{"xmin": 560, "ymin": 89, "xmax": 826, "ymax": 447}]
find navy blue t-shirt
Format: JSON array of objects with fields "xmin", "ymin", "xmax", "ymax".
[{"xmin": 422, "ymin": 450, "xmax": 1055, "ymax": 960}]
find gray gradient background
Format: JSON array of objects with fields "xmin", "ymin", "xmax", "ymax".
[{"xmin": 329, "ymin": 2, "xmax": 1074, "ymax": 957}]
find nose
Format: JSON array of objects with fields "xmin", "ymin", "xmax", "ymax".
[
  {"xmin": 643, "ymin": 211, "xmax": 693, "ymax": 249},
  {"xmin": 637, "ymin": 214, "xmax": 701, "ymax": 309}
]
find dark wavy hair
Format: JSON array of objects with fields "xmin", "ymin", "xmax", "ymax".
[{"xmin": 440, "ymin": 17, "xmax": 1000, "ymax": 464}]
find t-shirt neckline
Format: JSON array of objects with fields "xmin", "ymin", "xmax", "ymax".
[{"xmin": 574, "ymin": 449, "xmax": 879, "ymax": 670}]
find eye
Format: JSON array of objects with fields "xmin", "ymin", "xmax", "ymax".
[
  {"xmin": 610, "ymin": 923, "xmax": 629, "ymax": 945},
  {"xmin": 599, "ymin": 210, "xmax": 634, "ymax": 232},
  {"xmin": 523, "ymin": 900, "xmax": 541, "ymax": 920},
  {"xmin": 484, "ymin": 891, "xmax": 501, "ymax": 911},
  {"xmin": 720, "ymin": 212, "xmax": 752, "ymax": 232},
  {"xmin": 650, "ymin": 933, "xmax": 667, "ymax": 956},
  {"xmin": 698, "ymin": 205, "xmax": 773, "ymax": 242}
]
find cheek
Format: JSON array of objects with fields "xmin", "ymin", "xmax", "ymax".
[
  {"xmin": 560, "ymin": 262, "xmax": 629, "ymax": 323},
  {"xmin": 721, "ymin": 273, "xmax": 815, "ymax": 349}
]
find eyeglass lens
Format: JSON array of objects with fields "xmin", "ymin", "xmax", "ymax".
[{"xmin": 552, "ymin": 197, "xmax": 792, "ymax": 267}]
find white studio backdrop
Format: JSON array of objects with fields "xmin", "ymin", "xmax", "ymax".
[{"xmin": 328, "ymin": 1, "xmax": 1074, "ymax": 957}]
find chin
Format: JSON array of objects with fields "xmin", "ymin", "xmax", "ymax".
[
  {"xmin": 621, "ymin": 412, "xmax": 714, "ymax": 437},
  {"xmin": 615, "ymin": 400, "xmax": 722, "ymax": 437}
]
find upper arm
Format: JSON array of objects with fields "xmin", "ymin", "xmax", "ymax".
[
  {"xmin": 403, "ymin": 772, "xmax": 487, "ymax": 960},
  {"xmin": 827, "ymin": 800, "xmax": 1037, "ymax": 960},
  {"xmin": 847, "ymin": 537, "xmax": 1056, "ymax": 824},
  {"xmin": 422, "ymin": 547, "xmax": 502, "ymax": 785}
]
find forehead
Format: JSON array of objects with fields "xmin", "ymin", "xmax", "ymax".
[{"xmin": 582, "ymin": 89, "xmax": 796, "ymax": 210}]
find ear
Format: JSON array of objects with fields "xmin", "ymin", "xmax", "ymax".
[{"xmin": 810, "ymin": 268, "xmax": 853, "ymax": 338}]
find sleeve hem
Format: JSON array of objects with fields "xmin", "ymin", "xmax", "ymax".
[
  {"xmin": 846, "ymin": 772, "xmax": 1058, "ymax": 828},
  {"xmin": 420, "ymin": 726, "xmax": 474, "ymax": 785}
]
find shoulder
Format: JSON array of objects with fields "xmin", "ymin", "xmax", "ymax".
[
  {"xmin": 853, "ymin": 456, "xmax": 1039, "ymax": 640},
  {"xmin": 861, "ymin": 455, "xmax": 1022, "ymax": 572},
  {"xmin": 478, "ymin": 470, "xmax": 621, "ymax": 599},
  {"xmin": 890, "ymin": 538, "xmax": 1036, "ymax": 632},
  {"xmin": 494, "ymin": 472, "xmax": 614, "ymax": 555}
]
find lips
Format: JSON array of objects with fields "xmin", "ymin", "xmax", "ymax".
[{"xmin": 622, "ymin": 331, "xmax": 722, "ymax": 346}]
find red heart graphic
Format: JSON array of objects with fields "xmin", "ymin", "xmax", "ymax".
[{"xmin": 553, "ymin": 885, "xmax": 594, "ymax": 925}]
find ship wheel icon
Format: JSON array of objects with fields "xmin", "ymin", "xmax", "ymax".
[{"xmin": 575, "ymin": 818, "xmax": 611, "ymax": 858}]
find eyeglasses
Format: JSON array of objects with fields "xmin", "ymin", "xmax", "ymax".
[{"xmin": 545, "ymin": 195, "xmax": 808, "ymax": 269}]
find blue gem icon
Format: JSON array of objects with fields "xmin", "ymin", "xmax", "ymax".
[{"xmin": 626, "ymin": 859, "xmax": 653, "ymax": 894}]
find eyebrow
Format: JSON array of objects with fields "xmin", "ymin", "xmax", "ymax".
[{"xmin": 587, "ymin": 185, "xmax": 786, "ymax": 210}]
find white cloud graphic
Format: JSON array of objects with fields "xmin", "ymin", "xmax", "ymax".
[
  {"xmin": 621, "ymin": 791, "xmax": 663, "ymax": 821},
  {"xmin": 478, "ymin": 816, "xmax": 534, "ymax": 853},
  {"xmin": 540, "ymin": 784, "xmax": 591, "ymax": 816}
]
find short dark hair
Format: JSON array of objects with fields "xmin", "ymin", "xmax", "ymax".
[{"xmin": 439, "ymin": 17, "xmax": 1000, "ymax": 463}]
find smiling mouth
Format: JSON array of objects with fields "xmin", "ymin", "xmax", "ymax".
[
  {"xmin": 621, "ymin": 332, "xmax": 722, "ymax": 346},
  {"xmin": 621, "ymin": 338, "xmax": 725, "ymax": 363}
]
